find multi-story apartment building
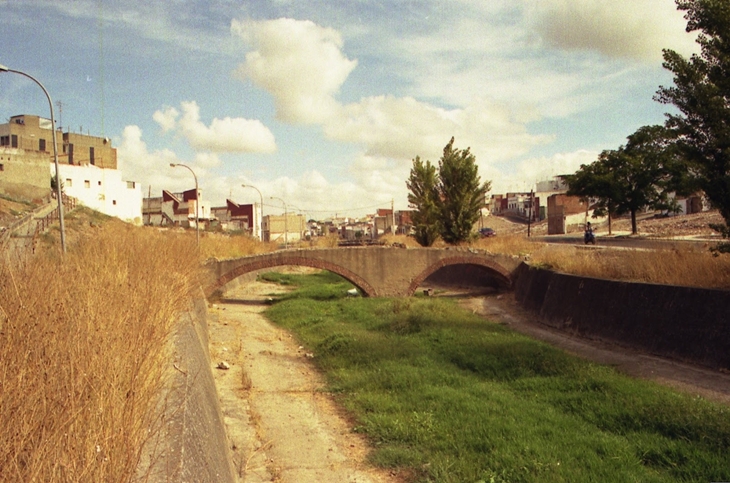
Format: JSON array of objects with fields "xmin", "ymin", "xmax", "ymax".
[
  {"xmin": 0, "ymin": 114, "xmax": 141, "ymax": 223},
  {"xmin": 0, "ymin": 114, "xmax": 117, "ymax": 169}
]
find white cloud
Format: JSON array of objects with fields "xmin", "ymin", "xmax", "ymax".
[
  {"xmin": 232, "ymin": 17, "xmax": 551, "ymax": 172},
  {"xmin": 528, "ymin": 0, "xmax": 697, "ymax": 62},
  {"xmin": 488, "ymin": 149, "xmax": 598, "ymax": 193},
  {"xmin": 324, "ymin": 95, "xmax": 551, "ymax": 163},
  {"xmin": 194, "ymin": 152, "xmax": 222, "ymax": 169},
  {"xmin": 231, "ymin": 18, "xmax": 357, "ymax": 124},
  {"xmin": 153, "ymin": 101, "xmax": 277, "ymax": 153},
  {"xmin": 152, "ymin": 106, "xmax": 179, "ymax": 132},
  {"xmin": 117, "ymin": 125, "xmax": 186, "ymax": 192}
]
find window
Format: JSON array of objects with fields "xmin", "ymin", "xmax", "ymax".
[
  {"xmin": 39, "ymin": 139, "xmax": 46, "ymax": 152},
  {"xmin": 89, "ymin": 146, "xmax": 95, "ymax": 165},
  {"xmin": 84, "ymin": 180, "xmax": 90, "ymax": 188},
  {"xmin": 112, "ymin": 200, "xmax": 117, "ymax": 205},
  {"xmin": 68, "ymin": 144, "xmax": 74, "ymax": 164},
  {"xmin": 11, "ymin": 135, "xmax": 18, "ymax": 148},
  {"xmin": 98, "ymin": 180, "xmax": 102, "ymax": 186},
  {"xmin": 0, "ymin": 136, "xmax": 8, "ymax": 146},
  {"xmin": 0, "ymin": 164, "xmax": 4, "ymax": 171},
  {"xmin": 66, "ymin": 178, "xmax": 72, "ymax": 187},
  {"xmin": 126, "ymin": 181, "xmax": 136, "ymax": 189}
]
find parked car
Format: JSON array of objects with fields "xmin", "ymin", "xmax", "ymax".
[{"xmin": 479, "ymin": 227, "xmax": 496, "ymax": 237}]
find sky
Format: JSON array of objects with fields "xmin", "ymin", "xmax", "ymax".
[{"xmin": 0, "ymin": 0, "xmax": 698, "ymax": 218}]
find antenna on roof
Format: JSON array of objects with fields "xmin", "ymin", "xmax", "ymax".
[{"xmin": 56, "ymin": 100, "xmax": 63, "ymax": 130}]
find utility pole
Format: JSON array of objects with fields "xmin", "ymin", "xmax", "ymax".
[
  {"xmin": 527, "ymin": 189, "xmax": 533, "ymax": 237},
  {"xmin": 391, "ymin": 199, "xmax": 395, "ymax": 235}
]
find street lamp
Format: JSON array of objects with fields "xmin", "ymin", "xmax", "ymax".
[
  {"xmin": 1, "ymin": 63, "xmax": 66, "ymax": 253},
  {"xmin": 270, "ymin": 196, "xmax": 288, "ymax": 249},
  {"xmin": 241, "ymin": 184, "xmax": 264, "ymax": 241},
  {"xmin": 170, "ymin": 163, "xmax": 199, "ymax": 249}
]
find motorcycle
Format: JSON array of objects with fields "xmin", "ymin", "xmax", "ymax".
[{"xmin": 584, "ymin": 230, "xmax": 596, "ymax": 245}]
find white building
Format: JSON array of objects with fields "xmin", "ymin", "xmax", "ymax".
[{"xmin": 53, "ymin": 163, "xmax": 142, "ymax": 224}]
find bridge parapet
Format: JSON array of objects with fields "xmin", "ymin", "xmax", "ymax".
[{"xmin": 205, "ymin": 246, "xmax": 522, "ymax": 298}]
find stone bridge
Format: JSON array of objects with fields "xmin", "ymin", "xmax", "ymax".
[{"xmin": 204, "ymin": 247, "xmax": 522, "ymax": 298}]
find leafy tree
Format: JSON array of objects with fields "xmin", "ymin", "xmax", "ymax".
[
  {"xmin": 564, "ymin": 157, "xmax": 619, "ymax": 234},
  {"xmin": 406, "ymin": 156, "xmax": 441, "ymax": 246},
  {"xmin": 566, "ymin": 126, "xmax": 678, "ymax": 234},
  {"xmin": 656, "ymin": 0, "xmax": 730, "ymax": 251},
  {"xmin": 438, "ymin": 137, "xmax": 491, "ymax": 244}
]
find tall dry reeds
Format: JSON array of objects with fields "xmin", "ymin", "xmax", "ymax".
[
  {"xmin": 200, "ymin": 231, "xmax": 275, "ymax": 260},
  {"xmin": 530, "ymin": 244, "xmax": 730, "ymax": 289},
  {"xmin": 0, "ymin": 223, "xmax": 201, "ymax": 482}
]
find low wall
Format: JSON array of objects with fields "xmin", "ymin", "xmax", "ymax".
[
  {"xmin": 142, "ymin": 297, "xmax": 236, "ymax": 483},
  {"xmin": 513, "ymin": 263, "xmax": 730, "ymax": 370}
]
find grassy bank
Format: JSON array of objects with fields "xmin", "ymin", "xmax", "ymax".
[
  {"xmin": 0, "ymin": 223, "xmax": 201, "ymax": 482},
  {"xmin": 263, "ymin": 271, "xmax": 730, "ymax": 483},
  {"xmin": 469, "ymin": 234, "xmax": 730, "ymax": 290}
]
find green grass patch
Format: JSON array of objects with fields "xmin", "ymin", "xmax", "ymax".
[{"xmin": 262, "ymin": 271, "xmax": 730, "ymax": 483}]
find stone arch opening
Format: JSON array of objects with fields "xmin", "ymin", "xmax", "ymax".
[
  {"xmin": 207, "ymin": 255, "xmax": 377, "ymax": 298},
  {"xmin": 408, "ymin": 258, "xmax": 512, "ymax": 297}
]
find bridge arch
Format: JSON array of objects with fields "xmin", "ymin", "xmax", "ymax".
[
  {"xmin": 407, "ymin": 256, "xmax": 513, "ymax": 296},
  {"xmin": 208, "ymin": 253, "xmax": 378, "ymax": 297}
]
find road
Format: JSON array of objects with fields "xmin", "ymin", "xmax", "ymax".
[{"xmin": 532, "ymin": 233, "xmax": 721, "ymax": 250}]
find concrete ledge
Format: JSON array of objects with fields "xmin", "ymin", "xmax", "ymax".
[
  {"xmin": 513, "ymin": 263, "xmax": 730, "ymax": 370},
  {"xmin": 143, "ymin": 296, "xmax": 236, "ymax": 483}
]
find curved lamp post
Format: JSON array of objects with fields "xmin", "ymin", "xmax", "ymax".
[
  {"xmin": 170, "ymin": 163, "xmax": 199, "ymax": 249},
  {"xmin": 1, "ymin": 63, "xmax": 66, "ymax": 253},
  {"xmin": 241, "ymin": 184, "xmax": 263, "ymax": 241},
  {"xmin": 270, "ymin": 196, "xmax": 288, "ymax": 249}
]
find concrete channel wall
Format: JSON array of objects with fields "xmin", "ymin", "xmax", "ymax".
[
  {"xmin": 143, "ymin": 296, "xmax": 236, "ymax": 483},
  {"xmin": 513, "ymin": 263, "xmax": 730, "ymax": 370}
]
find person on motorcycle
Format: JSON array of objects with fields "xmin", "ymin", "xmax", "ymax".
[{"xmin": 584, "ymin": 222, "xmax": 595, "ymax": 244}]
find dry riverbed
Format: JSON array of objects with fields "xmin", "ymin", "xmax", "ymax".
[
  {"xmin": 207, "ymin": 276, "xmax": 398, "ymax": 483},
  {"xmin": 206, "ymin": 273, "xmax": 730, "ymax": 483}
]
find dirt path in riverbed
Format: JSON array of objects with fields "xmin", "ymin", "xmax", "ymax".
[{"xmin": 207, "ymin": 278, "xmax": 399, "ymax": 483}]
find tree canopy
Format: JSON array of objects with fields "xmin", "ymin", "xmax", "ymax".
[
  {"xmin": 656, "ymin": 0, "xmax": 730, "ymax": 249},
  {"xmin": 566, "ymin": 125, "xmax": 679, "ymax": 234},
  {"xmin": 406, "ymin": 138, "xmax": 491, "ymax": 246},
  {"xmin": 406, "ymin": 156, "xmax": 441, "ymax": 247},
  {"xmin": 438, "ymin": 138, "xmax": 491, "ymax": 244}
]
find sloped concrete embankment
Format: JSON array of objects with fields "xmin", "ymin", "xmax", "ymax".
[
  {"xmin": 513, "ymin": 263, "xmax": 730, "ymax": 370},
  {"xmin": 143, "ymin": 296, "xmax": 236, "ymax": 483}
]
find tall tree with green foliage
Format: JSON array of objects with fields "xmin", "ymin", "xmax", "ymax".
[
  {"xmin": 566, "ymin": 125, "xmax": 679, "ymax": 234},
  {"xmin": 406, "ymin": 156, "xmax": 441, "ymax": 247},
  {"xmin": 438, "ymin": 137, "xmax": 491, "ymax": 244},
  {"xmin": 564, "ymin": 156, "xmax": 619, "ymax": 234},
  {"xmin": 656, "ymin": 0, "xmax": 730, "ymax": 251}
]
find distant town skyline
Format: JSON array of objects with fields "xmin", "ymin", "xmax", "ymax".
[{"xmin": 0, "ymin": 0, "xmax": 698, "ymax": 216}]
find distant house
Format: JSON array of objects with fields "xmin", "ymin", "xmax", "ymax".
[
  {"xmin": 143, "ymin": 188, "xmax": 211, "ymax": 228},
  {"xmin": 547, "ymin": 194, "xmax": 591, "ymax": 235},
  {"xmin": 211, "ymin": 199, "xmax": 255, "ymax": 233},
  {"xmin": 263, "ymin": 212, "xmax": 306, "ymax": 245},
  {"xmin": 54, "ymin": 163, "xmax": 142, "ymax": 224}
]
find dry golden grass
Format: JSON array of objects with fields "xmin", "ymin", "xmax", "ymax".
[
  {"xmin": 530, "ymin": 244, "xmax": 730, "ymax": 289},
  {"xmin": 0, "ymin": 223, "xmax": 201, "ymax": 482},
  {"xmin": 199, "ymin": 231, "xmax": 276, "ymax": 260},
  {"xmin": 470, "ymin": 233, "xmax": 546, "ymax": 257},
  {"xmin": 308, "ymin": 233, "xmax": 341, "ymax": 248},
  {"xmin": 468, "ymin": 230, "xmax": 730, "ymax": 289}
]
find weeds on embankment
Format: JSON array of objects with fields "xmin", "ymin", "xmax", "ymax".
[
  {"xmin": 263, "ymin": 271, "xmax": 730, "ymax": 483},
  {"xmin": 0, "ymin": 223, "xmax": 200, "ymax": 482},
  {"xmin": 200, "ymin": 231, "xmax": 276, "ymax": 260},
  {"xmin": 472, "ymin": 234, "xmax": 730, "ymax": 290}
]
